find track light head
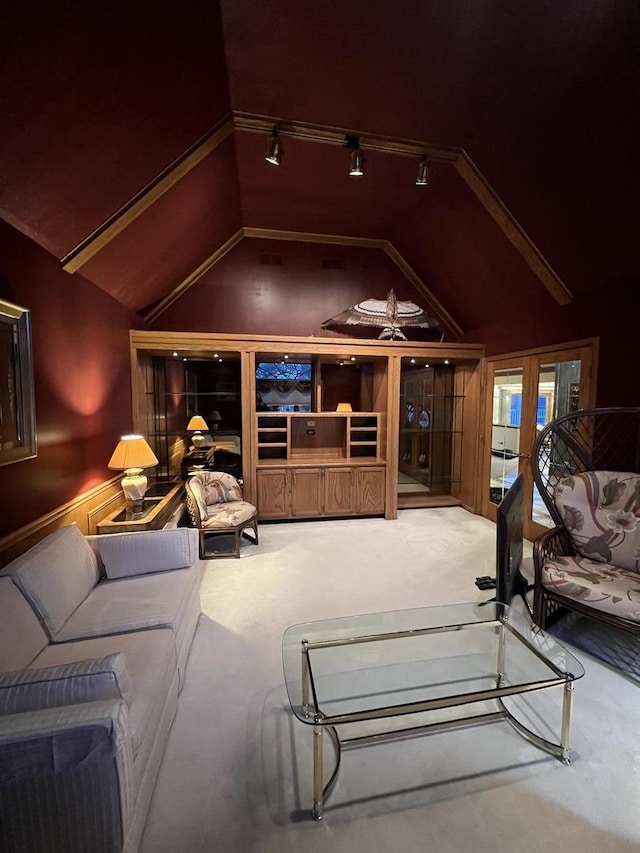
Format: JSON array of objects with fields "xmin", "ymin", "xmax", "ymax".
[
  {"xmin": 349, "ymin": 148, "xmax": 364, "ymax": 177},
  {"xmin": 265, "ymin": 129, "xmax": 281, "ymax": 166},
  {"xmin": 416, "ymin": 155, "xmax": 429, "ymax": 186},
  {"xmin": 345, "ymin": 135, "xmax": 364, "ymax": 177}
]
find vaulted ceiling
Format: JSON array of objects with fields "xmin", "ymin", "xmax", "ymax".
[{"xmin": 1, "ymin": 2, "xmax": 636, "ymax": 338}]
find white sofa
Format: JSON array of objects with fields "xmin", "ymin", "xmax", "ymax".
[{"xmin": 0, "ymin": 523, "xmax": 201, "ymax": 853}]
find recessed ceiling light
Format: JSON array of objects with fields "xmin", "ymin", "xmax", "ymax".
[
  {"xmin": 173, "ymin": 351, "xmax": 178, "ymax": 357},
  {"xmin": 410, "ymin": 358, "xmax": 416, "ymax": 364},
  {"xmin": 444, "ymin": 359, "xmax": 450, "ymax": 365}
]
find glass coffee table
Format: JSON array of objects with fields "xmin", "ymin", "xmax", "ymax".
[{"xmin": 282, "ymin": 602, "xmax": 584, "ymax": 819}]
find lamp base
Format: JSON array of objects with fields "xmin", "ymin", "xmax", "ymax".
[
  {"xmin": 191, "ymin": 432, "xmax": 205, "ymax": 449},
  {"xmin": 121, "ymin": 468, "xmax": 148, "ymax": 505}
]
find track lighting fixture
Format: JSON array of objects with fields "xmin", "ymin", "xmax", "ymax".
[
  {"xmin": 345, "ymin": 135, "xmax": 364, "ymax": 177},
  {"xmin": 265, "ymin": 129, "xmax": 281, "ymax": 165},
  {"xmin": 416, "ymin": 155, "xmax": 429, "ymax": 186}
]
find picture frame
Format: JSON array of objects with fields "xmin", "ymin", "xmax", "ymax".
[{"xmin": 0, "ymin": 299, "xmax": 37, "ymax": 465}]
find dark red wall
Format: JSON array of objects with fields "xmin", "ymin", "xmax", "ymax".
[
  {"xmin": 0, "ymin": 221, "xmax": 135, "ymax": 538},
  {"xmin": 155, "ymin": 237, "xmax": 639, "ymax": 408},
  {"xmin": 463, "ymin": 276, "xmax": 639, "ymax": 408},
  {"xmin": 151, "ymin": 238, "xmax": 424, "ymax": 336}
]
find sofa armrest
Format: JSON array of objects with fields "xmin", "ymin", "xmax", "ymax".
[
  {"xmin": 87, "ymin": 527, "xmax": 198, "ymax": 579},
  {"xmin": 0, "ymin": 700, "xmax": 135, "ymax": 853},
  {"xmin": 0, "ymin": 653, "xmax": 132, "ymax": 715},
  {"xmin": 0, "ymin": 698, "xmax": 130, "ymax": 781}
]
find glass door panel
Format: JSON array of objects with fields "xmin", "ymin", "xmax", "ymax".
[
  {"xmin": 482, "ymin": 342, "xmax": 595, "ymax": 543},
  {"xmin": 533, "ymin": 358, "xmax": 582, "ymax": 527},
  {"xmin": 489, "ymin": 368, "xmax": 524, "ymax": 506}
]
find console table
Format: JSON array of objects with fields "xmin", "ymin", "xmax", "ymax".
[{"xmin": 97, "ymin": 481, "xmax": 185, "ymax": 534}]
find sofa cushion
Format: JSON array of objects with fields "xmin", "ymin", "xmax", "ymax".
[
  {"xmin": 542, "ymin": 554, "xmax": 640, "ymax": 623},
  {"xmin": 554, "ymin": 471, "xmax": 640, "ymax": 573},
  {"xmin": 31, "ymin": 629, "xmax": 177, "ymax": 759},
  {"xmin": 0, "ymin": 653, "xmax": 133, "ymax": 715},
  {"xmin": 1, "ymin": 525, "xmax": 100, "ymax": 637},
  {"xmin": 51, "ymin": 568, "xmax": 197, "ymax": 642},
  {"xmin": 96, "ymin": 528, "xmax": 196, "ymax": 580},
  {"xmin": 0, "ymin": 577, "xmax": 49, "ymax": 670}
]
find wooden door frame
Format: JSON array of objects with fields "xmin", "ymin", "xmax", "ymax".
[{"xmin": 479, "ymin": 338, "xmax": 598, "ymax": 541}]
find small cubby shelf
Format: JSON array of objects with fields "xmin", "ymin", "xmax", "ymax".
[{"xmin": 256, "ymin": 412, "xmax": 382, "ymax": 464}]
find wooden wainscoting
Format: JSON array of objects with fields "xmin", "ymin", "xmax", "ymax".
[{"xmin": 0, "ymin": 478, "xmax": 124, "ymax": 568}]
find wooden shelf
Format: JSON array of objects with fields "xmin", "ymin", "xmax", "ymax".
[{"xmin": 256, "ymin": 411, "xmax": 381, "ymax": 464}]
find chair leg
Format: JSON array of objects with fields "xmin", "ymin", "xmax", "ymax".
[
  {"xmin": 233, "ymin": 528, "xmax": 241, "ymax": 558},
  {"xmin": 241, "ymin": 518, "xmax": 259, "ymax": 546}
]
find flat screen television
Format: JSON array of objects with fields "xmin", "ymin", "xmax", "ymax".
[{"xmin": 495, "ymin": 472, "xmax": 531, "ymax": 612}]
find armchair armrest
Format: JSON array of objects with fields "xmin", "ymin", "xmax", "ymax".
[
  {"xmin": 533, "ymin": 525, "xmax": 574, "ymax": 578},
  {"xmin": 0, "ymin": 653, "xmax": 132, "ymax": 715}
]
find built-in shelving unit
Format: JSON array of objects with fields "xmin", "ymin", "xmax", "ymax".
[
  {"xmin": 255, "ymin": 412, "xmax": 385, "ymax": 517},
  {"xmin": 257, "ymin": 412, "xmax": 381, "ymax": 465},
  {"xmin": 129, "ymin": 330, "xmax": 484, "ymax": 522}
]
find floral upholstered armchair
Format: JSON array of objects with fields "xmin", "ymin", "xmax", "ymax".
[
  {"xmin": 534, "ymin": 471, "xmax": 640, "ymax": 632},
  {"xmin": 532, "ymin": 406, "xmax": 640, "ymax": 635},
  {"xmin": 185, "ymin": 471, "xmax": 259, "ymax": 559}
]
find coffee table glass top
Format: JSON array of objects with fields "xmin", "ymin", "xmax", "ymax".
[{"xmin": 282, "ymin": 602, "xmax": 584, "ymax": 725}]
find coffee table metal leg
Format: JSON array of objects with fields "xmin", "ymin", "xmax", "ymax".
[
  {"xmin": 313, "ymin": 722, "xmax": 324, "ymax": 819},
  {"xmin": 560, "ymin": 679, "xmax": 575, "ymax": 764},
  {"xmin": 301, "ymin": 640, "xmax": 311, "ymax": 717}
]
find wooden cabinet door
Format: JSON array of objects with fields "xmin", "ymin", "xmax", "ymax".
[
  {"xmin": 256, "ymin": 469, "xmax": 290, "ymax": 519},
  {"xmin": 324, "ymin": 467, "xmax": 355, "ymax": 515},
  {"xmin": 290, "ymin": 468, "xmax": 323, "ymax": 517},
  {"xmin": 356, "ymin": 466, "xmax": 386, "ymax": 514}
]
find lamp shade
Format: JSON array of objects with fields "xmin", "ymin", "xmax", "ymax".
[
  {"xmin": 336, "ymin": 403, "xmax": 353, "ymax": 413},
  {"xmin": 187, "ymin": 415, "xmax": 209, "ymax": 432},
  {"xmin": 108, "ymin": 435, "xmax": 158, "ymax": 471},
  {"xmin": 209, "ymin": 410, "xmax": 222, "ymax": 423}
]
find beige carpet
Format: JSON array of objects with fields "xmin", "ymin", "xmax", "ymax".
[{"xmin": 140, "ymin": 507, "xmax": 640, "ymax": 853}]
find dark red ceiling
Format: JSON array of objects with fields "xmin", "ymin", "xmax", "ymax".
[{"xmin": 1, "ymin": 1, "xmax": 636, "ymax": 325}]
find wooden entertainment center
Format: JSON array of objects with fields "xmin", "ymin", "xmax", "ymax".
[
  {"xmin": 256, "ymin": 411, "xmax": 385, "ymax": 519},
  {"xmin": 129, "ymin": 331, "xmax": 484, "ymax": 521}
]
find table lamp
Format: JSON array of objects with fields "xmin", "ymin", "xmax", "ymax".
[
  {"xmin": 210, "ymin": 410, "xmax": 222, "ymax": 433},
  {"xmin": 108, "ymin": 435, "xmax": 159, "ymax": 507},
  {"xmin": 187, "ymin": 415, "xmax": 209, "ymax": 449},
  {"xmin": 336, "ymin": 402, "xmax": 353, "ymax": 413}
]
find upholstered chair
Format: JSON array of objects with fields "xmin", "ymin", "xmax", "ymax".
[{"xmin": 185, "ymin": 471, "xmax": 259, "ymax": 559}]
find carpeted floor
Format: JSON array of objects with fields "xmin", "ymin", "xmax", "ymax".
[{"xmin": 140, "ymin": 507, "xmax": 640, "ymax": 853}]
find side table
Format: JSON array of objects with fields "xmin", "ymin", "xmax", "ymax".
[{"xmin": 97, "ymin": 481, "xmax": 185, "ymax": 534}]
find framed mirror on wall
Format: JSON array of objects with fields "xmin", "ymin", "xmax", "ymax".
[{"xmin": 0, "ymin": 299, "xmax": 36, "ymax": 465}]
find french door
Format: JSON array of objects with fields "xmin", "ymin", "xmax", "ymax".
[{"xmin": 481, "ymin": 340, "xmax": 597, "ymax": 542}]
